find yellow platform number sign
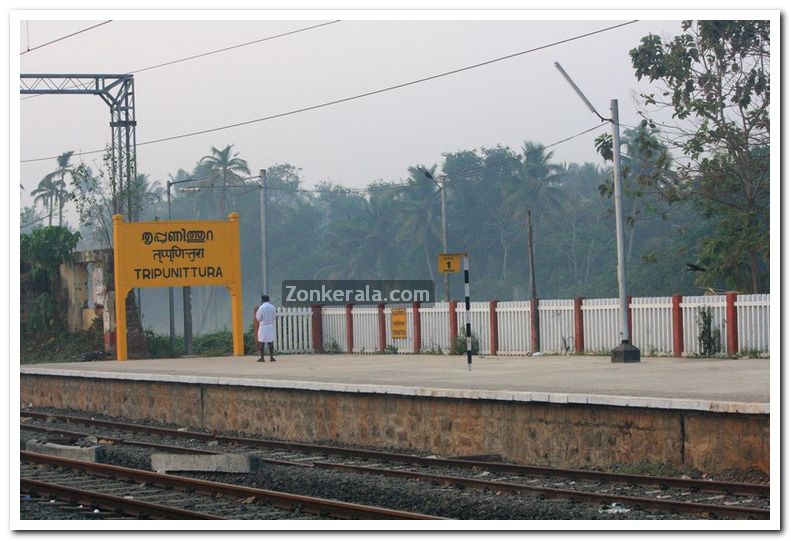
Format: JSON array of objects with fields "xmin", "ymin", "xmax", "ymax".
[
  {"xmin": 437, "ymin": 253, "xmax": 466, "ymax": 274},
  {"xmin": 112, "ymin": 213, "xmax": 244, "ymax": 360},
  {"xmin": 391, "ymin": 308, "xmax": 408, "ymax": 340}
]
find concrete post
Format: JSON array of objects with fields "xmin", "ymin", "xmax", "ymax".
[
  {"xmin": 412, "ymin": 302, "xmax": 422, "ymax": 353},
  {"xmin": 530, "ymin": 299, "xmax": 540, "ymax": 353},
  {"xmin": 377, "ymin": 303, "xmax": 386, "ymax": 353},
  {"xmin": 726, "ymin": 292, "xmax": 739, "ymax": 355},
  {"xmin": 672, "ymin": 294, "xmax": 684, "ymax": 357},
  {"xmin": 449, "ymin": 300, "xmax": 458, "ymax": 350},
  {"xmin": 311, "ymin": 305, "xmax": 323, "ymax": 353},
  {"xmin": 488, "ymin": 300, "xmax": 499, "ymax": 355},
  {"xmin": 574, "ymin": 297, "xmax": 584, "ymax": 353},
  {"xmin": 626, "ymin": 295, "xmax": 633, "ymax": 344},
  {"xmin": 345, "ymin": 303, "xmax": 354, "ymax": 354}
]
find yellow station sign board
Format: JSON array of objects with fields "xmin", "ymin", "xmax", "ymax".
[
  {"xmin": 114, "ymin": 218, "xmax": 240, "ymax": 288},
  {"xmin": 391, "ymin": 308, "xmax": 408, "ymax": 339},
  {"xmin": 112, "ymin": 213, "xmax": 244, "ymax": 360},
  {"xmin": 437, "ymin": 253, "xmax": 467, "ymax": 274}
]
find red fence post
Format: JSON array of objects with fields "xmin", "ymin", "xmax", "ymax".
[
  {"xmin": 726, "ymin": 292, "xmax": 739, "ymax": 355},
  {"xmin": 672, "ymin": 294, "xmax": 683, "ymax": 357},
  {"xmin": 413, "ymin": 302, "xmax": 421, "ymax": 353},
  {"xmin": 377, "ymin": 303, "xmax": 386, "ymax": 353},
  {"xmin": 530, "ymin": 299, "xmax": 540, "ymax": 353},
  {"xmin": 449, "ymin": 300, "xmax": 458, "ymax": 351},
  {"xmin": 345, "ymin": 303, "xmax": 354, "ymax": 354},
  {"xmin": 574, "ymin": 297, "xmax": 584, "ymax": 353},
  {"xmin": 626, "ymin": 295, "xmax": 633, "ymax": 342},
  {"xmin": 311, "ymin": 305, "xmax": 323, "ymax": 353},
  {"xmin": 489, "ymin": 300, "xmax": 499, "ymax": 355}
]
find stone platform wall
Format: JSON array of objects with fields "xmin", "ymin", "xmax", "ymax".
[{"xmin": 20, "ymin": 374, "xmax": 769, "ymax": 474}]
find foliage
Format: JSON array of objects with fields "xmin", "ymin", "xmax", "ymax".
[
  {"xmin": 629, "ymin": 20, "xmax": 770, "ymax": 293},
  {"xmin": 451, "ymin": 328, "xmax": 479, "ymax": 355},
  {"xmin": 20, "ymin": 226, "xmax": 81, "ymax": 288},
  {"xmin": 696, "ymin": 307, "xmax": 721, "ymax": 356},
  {"xmin": 324, "ymin": 339, "xmax": 342, "ymax": 354},
  {"xmin": 384, "ymin": 344, "xmax": 399, "ymax": 354},
  {"xmin": 198, "ymin": 144, "xmax": 251, "ymax": 218},
  {"xmin": 21, "ymin": 325, "xmax": 103, "ymax": 364},
  {"xmin": 193, "ymin": 329, "xmax": 235, "ymax": 356},
  {"xmin": 20, "ymin": 226, "xmax": 81, "ymax": 333}
]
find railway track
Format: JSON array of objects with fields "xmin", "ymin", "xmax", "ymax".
[
  {"xmin": 20, "ymin": 451, "xmax": 442, "ymax": 520},
  {"xmin": 21, "ymin": 410, "xmax": 770, "ymax": 520}
]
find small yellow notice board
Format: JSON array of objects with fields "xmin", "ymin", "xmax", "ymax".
[
  {"xmin": 112, "ymin": 213, "xmax": 244, "ymax": 360},
  {"xmin": 391, "ymin": 308, "xmax": 408, "ymax": 339},
  {"xmin": 437, "ymin": 253, "xmax": 466, "ymax": 273}
]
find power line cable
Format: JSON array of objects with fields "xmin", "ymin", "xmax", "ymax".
[
  {"xmin": 131, "ymin": 20, "xmax": 340, "ymax": 74},
  {"xmin": 21, "ymin": 20, "xmax": 638, "ymax": 164},
  {"xmin": 260, "ymin": 121, "xmax": 609, "ymax": 195},
  {"xmin": 20, "ymin": 21, "xmax": 112, "ymax": 55},
  {"xmin": 20, "ymin": 20, "xmax": 339, "ymax": 101}
]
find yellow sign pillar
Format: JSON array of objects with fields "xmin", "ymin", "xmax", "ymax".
[{"xmin": 112, "ymin": 213, "xmax": 245, "ymax": 360}]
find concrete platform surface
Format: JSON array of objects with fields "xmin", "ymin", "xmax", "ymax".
[{"xmin": 22, "ymin": 354, "xmax": 769, "ymax": 413}]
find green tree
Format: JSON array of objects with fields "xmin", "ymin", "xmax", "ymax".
[
  {"xmin": 30, "ymin": 177, "xmax": 57, "ymax": 226},
  {"xmin": 629, "ymin": 20, "xmax": 770, "ymax": 292},
  {"xmin": 20, "ymin": 226, "xmax": 81, "ymax": 332},
  {"xmin": 32, "ymin": 151, "xmax": 78, "ymax": 227},
  {"xmin": 396, "ymin": 165, "xmax": 441, "ymax": 282},
  {"xmin": 198, "ymin": 145, "xmax": 251, "ymax": 218}
]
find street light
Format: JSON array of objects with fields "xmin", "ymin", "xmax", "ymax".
[
  {"xmin": 259, "ymin": 170, "xmax": 269, "ymax": 298},
  {"xmin": 166, "ymin": 177, "xmax": 204, "ymax": 355},
  {"xmin": 554, "ymin": 62, "xmax": 640, "ymax": 363},
  {"xmin": 423, "ymin": 169, "xmax": 449, "ymax": 302}
]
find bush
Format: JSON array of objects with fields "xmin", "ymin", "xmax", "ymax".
[
  {"xmin": 451, "ymin": 328, "xmax": 479, "ymax": 355},
  {"xmin": 697, "ymin": 307, "xmax": 721, "ymax": 356},
  {"xmin": 193, "ymin": 330, "xmax": 235, "ymax": 356}
]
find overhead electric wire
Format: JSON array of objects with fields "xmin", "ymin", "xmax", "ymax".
[
  {"xmin": 21, "ymin": 20, "xmax": 638, "ymax": 164},
  {"xmin": 131, "ymin": 20, "xmax": 340, "ymax": 74},
  {"xmin": 20, "ymin": 20, "xmax": 340, "ymax": 101},
  {"xmin": 31, "ymin": 121, "xmax": 608, "ymax": 223},
  {"xmin": 20, "ymin": 20, "xmax": 112, "ymax": 55}
]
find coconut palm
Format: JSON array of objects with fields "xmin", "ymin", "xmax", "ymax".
[
  {"xmin": 30, "ymin": 177, "xmax": 57, "ymax": 226},
  {"xmin": 32, "ymin": 151, "xmax": 78, "ymax": 226},
  {"xmin": 128, "ymin": 174, "xmax": 165, "ymax": 221},
  {"xmin": 396, "ymin": 165, "xmax": 442, "ymax": 282},
  {"xmin": 198, "ymin": 145, "xmax": 251, "ymax": 218},
  {"xmin": 505, "ymin": 143, "xmax": 566, "ymax": 351}
]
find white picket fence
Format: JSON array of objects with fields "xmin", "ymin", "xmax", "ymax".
[
  {"xmin": 274, "ymin": 307, "xmax": 312, "ymax": 353},
  {"xmin": 736, "ymin": 294, "xmax": 770, "ymax": 352},
  {"xmin": 321, "ymin": 306, "xmax": 347, "ymax": 352},
  {"xmin": 273, "ymin": 294, "xmax": 770, "ymax": 356},
  {"xmin": 496, "ymin": 301, "xmax": 532, "ymax": 355},
  {"xmin": 420, "ymin": 302, "xmax": 451, "ymax": 352}
]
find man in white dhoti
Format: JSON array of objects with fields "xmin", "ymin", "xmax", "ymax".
[{"xmin": 255, "ymin": 294, "xmax": 277, "ymax": 362}]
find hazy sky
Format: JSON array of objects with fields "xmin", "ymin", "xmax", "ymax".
[{"xmin": 19, "ymin": 17, "xmax": 688, "ymax": 222}]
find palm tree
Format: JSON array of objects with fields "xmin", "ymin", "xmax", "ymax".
[
  {"xmin": 505, "ymin": 142, "xmax": 566, "ymax": 351},
  {"xmin": 396, "ymin": 165, "xmax": 441, "ymax": 282},
  {"xmin": 129, "ymin": 174, "xmax": 165, "ymax": 221},
  {"xmin": 32, "ymin": 151, "xmax": 78, "ymax": 226},
  {"xmin": 30, "ymin": 177, "xmax": 57, "ymax": 226},
  {"xmin": 198, "ymin": 145, "xmax": 251, "ymax": 218}
]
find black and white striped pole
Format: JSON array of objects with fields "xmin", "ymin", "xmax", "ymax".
[{"xmin": 463, "ymin": 254, "xmax": 472, "ymax": 371}]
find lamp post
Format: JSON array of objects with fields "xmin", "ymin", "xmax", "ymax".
[
  {"xmin": 259, "ymin": 170, "xmax": 269, "ymax": 297},
  {"xmin": 166, "ymin": 177, "xmax": 201, "ymax": 355},
  {"xmin": 423, "ymin": 170, "xmax": 449, "ymax": 302},
  {"xmin": 554, "ymin": 62, "xmax": 639, "ymax": 363}
]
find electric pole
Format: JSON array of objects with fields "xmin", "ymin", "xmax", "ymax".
[{"xmin": 554, "ymin": 62, "xmax": 639, "ymax": 362}]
